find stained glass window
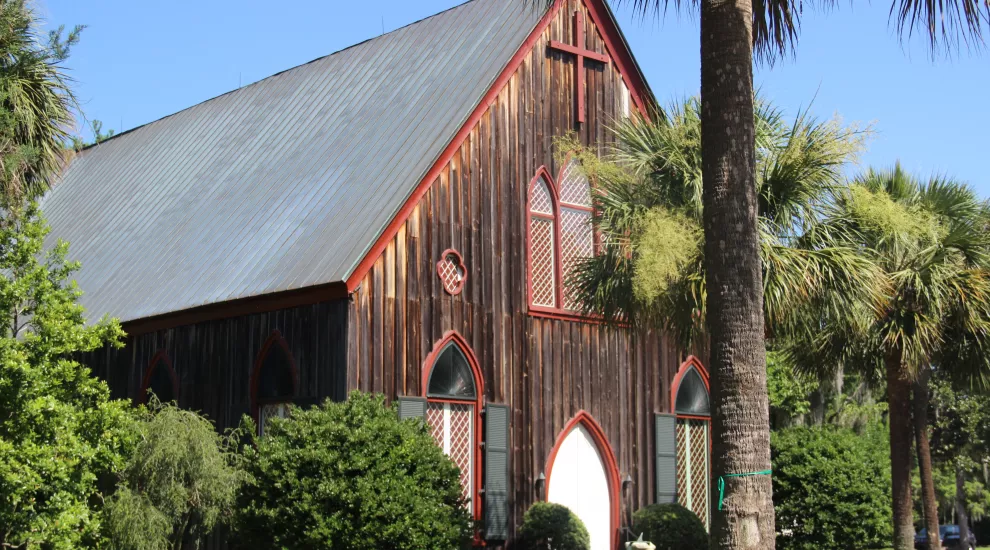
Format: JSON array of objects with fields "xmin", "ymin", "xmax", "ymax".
[
  {"xmin": 146, "ymin": 363, "xmax": 176, "ymax": 403},
  {"xmin": 529, "ymin": 176, "xmax": 557, "ymax": 308},
  {"xmin": 675, "ymin": 367, "xmax": 710, "ymax": 416},
  {"xmin": 424, "ymin": 339, "xmax": 478, "ymax": 510},
  {"xmin": 255, "ymin": 333, "xmax": 296, "ymax": 436}
]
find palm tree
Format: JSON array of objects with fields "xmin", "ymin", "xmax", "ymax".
[
  {"xmin": 0, "ymin": 0, "xmax": 81, "ymax": 204},
  {"xmin": 535, "ymin": 0, "xmax": 990, "ymax": 545},
  {"xmin": 568, "ymin": 97, "xmax": 877, "ymax": 545},
  {"xmin": 571, "ymin": 97, "xmax": 875, "ymax": 345},
  {"xmin": 805, "ymin": 167, "xmax": 990, "ymax": 549}
]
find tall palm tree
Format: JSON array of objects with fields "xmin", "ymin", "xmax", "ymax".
[
  {"xmin": 0, "ymin": 0, "xmax": 81, "ymax": 204},
  {"xmin": 805, "ymin": 167, "xmax": 990, "ymax": 550},
  {"xmin": 568, "ymin": 97, "xmax": 878, "ymax": 547},
  {"xmin": 536, "ymin": 0, "xmax": 990, "ymax": 545}
]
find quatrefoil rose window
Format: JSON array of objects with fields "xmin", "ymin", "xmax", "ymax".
[{"xmin": 437, "ymin": 249, "xmax": 467, "ymax": 295}]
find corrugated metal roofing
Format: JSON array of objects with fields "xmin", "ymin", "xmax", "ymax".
[{"xmin": 41, "ymin": 0, "xmax": 545, "ymax": 323}]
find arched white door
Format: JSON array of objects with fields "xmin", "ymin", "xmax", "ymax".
[{"xmin": 547, "ymin": 425, "xmax": 612, "ymax": 550}]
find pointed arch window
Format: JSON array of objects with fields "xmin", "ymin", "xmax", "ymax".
[
  {"xmin": 421, "ymin": 332, "xmax": 483, "ymax": 521},
  {"xmin": 251, "ymin": 330, "xmax": 298, "ymax": 435},
  {"xmin": 671, "ymin": 357, "xmax": 711, "ymax": 530},
  {"xmin": 140, "ymin": 351, "xmax": 178, "ymax": 404},
  {"xmin": 527, "ymin": 158, "xmax": 595, "ymax": 313}
]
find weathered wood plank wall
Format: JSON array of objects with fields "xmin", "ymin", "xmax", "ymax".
[
  {"xmin": 88, "ymin": 299, "xmax": 349, "ymax": 431},
  {"xmin": 348, "ymin": 0, "xmax": 686, "ymax": 540}
]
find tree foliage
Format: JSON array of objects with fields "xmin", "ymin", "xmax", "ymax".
[
  {"xmin": 232, "ymin": 392, "xmax": 471, "ymax": 550},
  {"xmin": 567, "ymin": 97, "xmax": 875, "ymax": 348},
  {"xmin": 517, "ymin": 502, "xmax": 590, "ymax": 550},
  {"xmin": 0, "ymin": 0, "xmax": 82, "ymax": 203},
  {"xmin": 0, "ymin": 204, "xmax": 129, "ymax": 549},
  {"xmin": 103, "ymin": 401, "xmax": 241, "ymax": 550},
  {"xmin": 772, "ymin": 426, "xmax": 893, "ymax": 550}
]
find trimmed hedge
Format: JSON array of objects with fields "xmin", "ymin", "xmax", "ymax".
[
  {"xmin": 631, "ymin": 503, "xmax": 708, "ymax": 550},
  {"xmin": 232, "ymin": 392, "xmax": 471, "ymax": 550},
  {"xmin": 517, "ymin": 502, "xmax": 590, "ymax": 550}
]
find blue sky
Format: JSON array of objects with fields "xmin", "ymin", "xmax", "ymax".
[{"xmin": 41, "ymin": 0, "xmax": 989, "ymax": 194}]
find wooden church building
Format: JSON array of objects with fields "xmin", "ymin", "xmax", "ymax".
[{"xmin": 43, "ymin": 0, "xmax": 714, "ymax": 547}]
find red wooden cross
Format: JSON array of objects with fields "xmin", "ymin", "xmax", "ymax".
[{"xmin": 549, "ymin": 11, "xmax": 610, "ymax": 124}]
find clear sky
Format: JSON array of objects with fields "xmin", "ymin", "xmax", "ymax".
[{"xmin": 40, "ymin": 0, "xmax": 989, "ymax": 194}]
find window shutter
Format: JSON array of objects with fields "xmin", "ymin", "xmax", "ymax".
[
  {"xmin": 655, "ymin": 413, "xmax": 678, "ymax": 504},
  {"xmin": 396, "ymin": 396, "xmax": 427, "ymax": 421},
  {"xmin": 484, "ymin": 404, "xmax": 510, "ymax": 541}
]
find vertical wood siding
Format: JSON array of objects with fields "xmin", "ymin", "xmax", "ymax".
[
  {"xmin": 348, "ymin": 1, "xmax": 685, "ymax": 540},
  {"xmin": 88, "ymin": 299, "xmax": 349, "ymax": 431}
]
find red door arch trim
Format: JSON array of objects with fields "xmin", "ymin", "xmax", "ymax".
[
  {"xmin": 545, "ymin": 410, "xmax": 621, "ymax": 550},
  {"xmin": 420, "ymin": 330, "xmax": 485, "ymax": 524}
]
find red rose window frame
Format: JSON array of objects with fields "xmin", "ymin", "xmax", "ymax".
[
  {"xmin": 527, "ymin": 157, "xmax": 595, "ymax": 315},
  {"xmin": 436, "ymin": 248, "xmax": 467, "ymax": 296},
  {"xmin": 422, "ymin": 332, "xmax": 484, "ymax": 522}
]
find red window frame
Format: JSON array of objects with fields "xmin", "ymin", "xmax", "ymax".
[
  {"xmin": 250, "ymin": 329, "xmax": 299, "ymax": 429},
  {"xmin": 526, "ymin": 157, "xmax": 597, "ymax": 320},
  {"xmin": 671, "ymin": 355, "xmax": 712, "ymax": 529},
  {"xmin": 138, "ymin": 350, "xmax": 179, "ymax": 405},
  {"xmin": 420, "ymin": 331, "xmax": 485, "ymax": 526}
]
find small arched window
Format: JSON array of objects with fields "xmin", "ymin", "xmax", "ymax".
[
  {"xmin": 526, "ymin": 159, "xmax": 595, "ymax": 313},
  {"xmin": 422, "ymin": 332, "xmax": 483, "ymax": 521},
  {"xmin": 671, "ymin": 357, "xmax": 711, "ymax": 530},
  {"xmin": 251, "ymin": 330, "xmax": 298, "ymax": 435},
  {"xmin": 140, "ymin": 351, "xmax": 178, "ymax": 404}
]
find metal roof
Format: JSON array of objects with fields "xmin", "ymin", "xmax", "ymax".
[{"xmin": 41, "ymin": 0, "xmax": 544, "ymax": 323}]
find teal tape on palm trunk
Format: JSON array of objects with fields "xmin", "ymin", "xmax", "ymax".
[{"xmin": 717, "ymin": 469, "xmax": 772, "ymax": 510}]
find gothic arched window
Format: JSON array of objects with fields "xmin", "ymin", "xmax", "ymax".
[
  {"xmin": 140, "ymin": 351, "xmax": 178, "ymax": 404},
  {"xmin": 526, "ymin": 159, "xmax": 595, "ymax": 313},
  {"xmin": 671, "ymin": 357, "xmax": 711, "ymax": 530},
  {"xmin": 422, "ymin": 332, "xmax": 483, "ymax": 520},
  {"xmin": 251, "ymin": 330, "xmax": 298, "ymax": 435}
]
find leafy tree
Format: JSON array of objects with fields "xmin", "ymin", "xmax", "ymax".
[
  {"xmin": 631, "ymin": 503, "xmax": 708, "ymax": 550},
  {"xmin": 772, "ymin": 425, "xmax": 892, "ymax": 550},
  {"xmin": 232, "ymin": 392, "xmax": 471, "ymax": 550},
  {"xmin": 103, "ymin": 401, "xmax": 241, "ymax": 550},
  {"xmin": 766, "ymin": 351, "xmax": 816, "ymax": 428},
  {"xmin": 517, "ymin": 502, "xmax": 590, "ymax": 550},
  {"xmin": 0, "ymin": 204, "xmax": 130, "ymax": 549},
  {"xmin": 806, "ymin": 167, "xmax": 990, "ymax": 549},
  {"xmin": 929, "ymin": 376, "xmax": 990, "ymax": 543}
]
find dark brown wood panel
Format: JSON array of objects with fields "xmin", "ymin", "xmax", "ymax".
[
  {"xmin": 347, "ymin": 2, "xmax": 684, "ymax": 543},
  {"xmin": 87, "ymin": 299, "xmax": 349, "ymax": 431}
]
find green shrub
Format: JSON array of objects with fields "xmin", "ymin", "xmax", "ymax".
[
  {"xmin": 232, "ymin": 392, "xmax": 471, "ymax": 549},
  {"xmin": 517, "ymin": 502, "xmax": 590, "ymax": 550},
  {"xmin": 772, "ymin": 425, "xmax": 892, "ymax": 550},
  {"xmin": 631, "ymin": 503, "xmax": 707, "ymax": 550},
  {"xmin": 103, "ymin": 402, "xmax": 241, "ymax": 550}
]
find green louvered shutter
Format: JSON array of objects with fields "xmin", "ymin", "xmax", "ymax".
[
  {"xmin": 484, "ymin": 404, "xmax": 510, "ymax": 541},
  {"xmin": 655, "ymin": 413, "xmax": 678, "ymax": 503},
  {"xmin": 397, "ymin": 396, "xmax": 427, "ymax": 421}
]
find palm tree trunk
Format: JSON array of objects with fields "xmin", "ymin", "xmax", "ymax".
[
  {"xmin": 956, "ymin": 462, "xmax": 972, "ymax": 549},
  {"xmin": 886, "ymin": 347, "xmax": 915, "ymax": 550},
  {"xmin": 913, "ymin": 368, "xmax": 940, "ymax": 550},
  {"xmin": 699, "ymin": 0, "xmax": 775, "ymax": 547}
]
